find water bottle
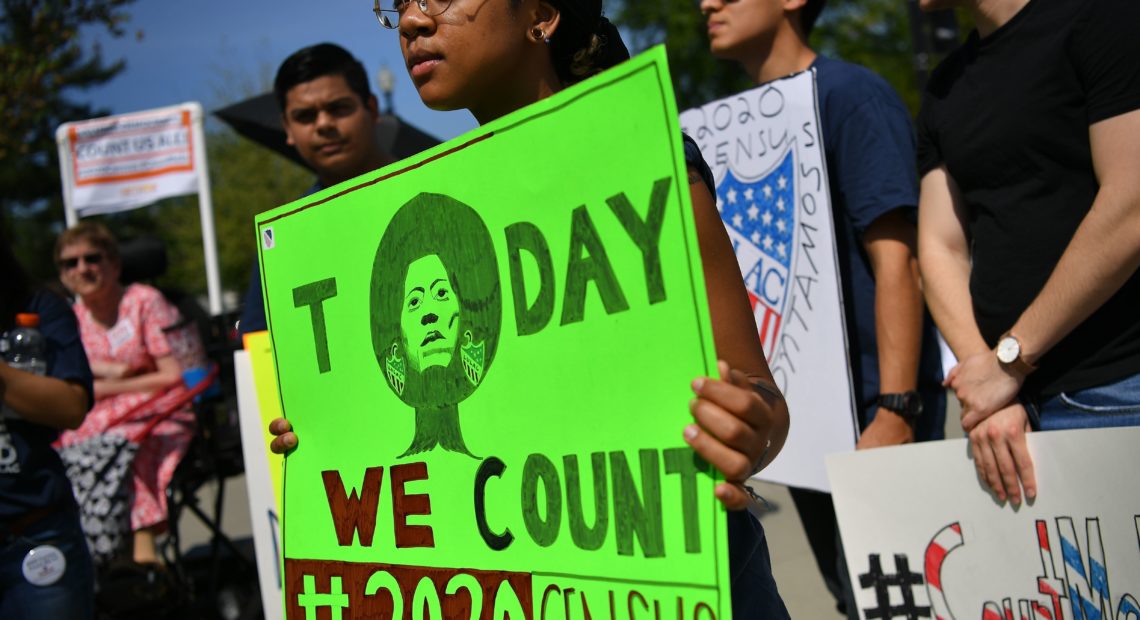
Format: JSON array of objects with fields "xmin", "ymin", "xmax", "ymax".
[{"xmin": 5, "ymin": 313, "xmax": 47, "ymax": 376}]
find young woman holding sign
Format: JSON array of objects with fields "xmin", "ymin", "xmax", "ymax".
[{"xmin": 269, "ymin": 0, "xmax": 792, "ymax": 614}]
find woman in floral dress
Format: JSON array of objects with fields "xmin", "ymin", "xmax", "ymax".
[{"xmin": 55, "ymin": 222, "xmax": 201, "ymax": 565}]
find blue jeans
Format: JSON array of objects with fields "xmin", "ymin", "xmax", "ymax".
[
  {"xmin": 0, "ymin": 508, "xmax": 94, "ymax": 619},
  {"xmin": 1028, "ymin": 371, "xmax": 1140, "ymax": 431}
]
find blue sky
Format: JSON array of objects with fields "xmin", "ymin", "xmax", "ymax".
[{"xmin": 78, "ymin": 0, "xmax": 478, "ymax": 143}]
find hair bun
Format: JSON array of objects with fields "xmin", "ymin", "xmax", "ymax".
[
  {"xmin": 594, "ymin": 16, "xmax": 631, "ymax": 68},
  {"xmin": 551, "ymin": 3, "xmax": 631, "ymax": 83}
]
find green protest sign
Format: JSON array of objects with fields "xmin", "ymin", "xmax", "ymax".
[{"xmin": 256, "ymin": 46, "xmax": 732, "ymax": 619}]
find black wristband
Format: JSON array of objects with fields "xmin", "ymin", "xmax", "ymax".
[{"xmin": 877, "ymin": 391, "xmax": 923, "ymax": 422}]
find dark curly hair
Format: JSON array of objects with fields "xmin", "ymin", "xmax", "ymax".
[
  {"xmin": 274, "ymin": 43, "xmax": 374, "ymax": 111},
  {"xmin": 511, "ymin": 0, "xmax": 632, "ymax": 84},
  {"xmin": 801, "ymin": 0, "xmax": 827, "ymax": 36}
]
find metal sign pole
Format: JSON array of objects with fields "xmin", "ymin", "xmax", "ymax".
[
  {"xmin": 188, "ymin": 102, "xmax": 224, "ymax": 316},
  {"xmin": 54, "ymin": 127, "xmax": 79, "ymax": 228}
]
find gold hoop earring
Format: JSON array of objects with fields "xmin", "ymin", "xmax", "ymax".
[{"xmin": 531, "ymin": 27, "xmax": 545, "ymax": 41}]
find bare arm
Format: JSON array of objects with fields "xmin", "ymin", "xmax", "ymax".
[
  {"xmin": 94, "ymin": 355, "xmax": 183, "ymax": 399},
  {"xmin": 684, "ymin": 168, "xmax": 790, "ymax": 509},
  {"xmin": 858, "ymin": 210, "xmax": 923, "ymax": 448},
  {"xmin": 1009, "ymin": 109, "xmax": 1140, "ymax": 363},
  {"xmin": 917, "ymin": 166, "xmax": 990, "ymax": 360},
  {"xmin": 919, "ymin": 166, "xmax": 1037, "ymax": 504},
  {"xmin": 943, "ymin": 108, "xmax": 1140, "ymax": 429},
  {"xmin": 90, "ymin": 359, "xmax": 133, "ymax": 380},
  {"xmin": 0, "ymin": 362, "xmax": 90, "ymax": 429}
]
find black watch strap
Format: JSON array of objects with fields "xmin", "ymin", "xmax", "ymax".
[{"xmin": 877, "ymin": 391, "xmax": 923, "ymax": 421}]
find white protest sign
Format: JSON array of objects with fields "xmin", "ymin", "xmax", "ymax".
[
  {"xmin": 56, "ymin": 102, "xmax": 223, "ymax": 314},
  {"xmin": 828, "ymin": 427, "xmax": 1140, "ymax": 620},
  {"xmin": 681, "ymin": 70, "xmax": 856, "ymax": 492},
  {"xmin": 57, "ymin": 104, "xmax": 200, "ymax": 216},
  {"xmin": 233, "ymin": 349, "xmax": 283, "ymax": 620}
]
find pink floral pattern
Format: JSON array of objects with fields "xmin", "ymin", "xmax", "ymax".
[{"xmin": 58, "ymin": 284, "xmax": 199, "ymax": 532}]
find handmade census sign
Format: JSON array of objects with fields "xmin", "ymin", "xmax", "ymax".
[
  {"xmin": 680, "ymin": 70, "xmax": 856, "ymax": 492},
  {"xmin": 257, "ymin": 47, "xmax": 735, "ymax": 619},
  {"xmin": 828, "ymin": 427, "xmax": 1140, "ymax": 620},
  {"xmin": 234, "ymin": 333, "xmax": 286, "ymax": 620}
]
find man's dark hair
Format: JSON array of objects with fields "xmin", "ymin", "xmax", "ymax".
[
  {"xmin": 801, "ymin": 0, "xmax": 827, "ymax": 37},
  {"xmin": 274, "ymin": 43, "xmax": 374, "ymax": 110}
]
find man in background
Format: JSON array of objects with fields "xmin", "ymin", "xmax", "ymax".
[
  {"xmin": 239, "ymin": 43, "xmax": 393, "ymax": 335},
  {"xmin": 698, "ymin": 0, "xmax": 946, "ymax": 615}
]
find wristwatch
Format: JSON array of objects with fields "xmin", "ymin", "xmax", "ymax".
[
  {"xmin": 996, "ymin": 332, "xmax": 1036, "ymax": 376},
  {"xmin": 877, "ymin": 391, "xmax": 923, "ymax": 423}
]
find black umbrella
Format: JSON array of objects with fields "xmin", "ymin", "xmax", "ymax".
[{"xmin": 213, "ymin": 92, "xmax": 441, "ymax": 171}]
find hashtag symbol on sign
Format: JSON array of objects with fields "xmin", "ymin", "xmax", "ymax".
[
  {"xmin": 297, "ymin": 574, "xmax": 350, "ymax": 620},
  {"xmin": 859, "ymin": 553, "xmax": 932, "ymax": 620}
]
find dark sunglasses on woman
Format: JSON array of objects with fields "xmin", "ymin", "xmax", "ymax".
[{"xmin": 58, "ymin": 252, "xmax": 103, "ymax": 271}]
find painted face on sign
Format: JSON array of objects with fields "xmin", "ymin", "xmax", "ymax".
[
  {"xmin": 372, "ymin": 193, "xmax": 503, "ymax": 458},
  {"xmin": 400, "ymin": 254, "xmax": 460, "ymax": 372}
]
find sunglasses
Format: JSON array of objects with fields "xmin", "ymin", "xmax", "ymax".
[{"xmin": 58, "ymin": 252, "xmax": 104, "ymax": 271}]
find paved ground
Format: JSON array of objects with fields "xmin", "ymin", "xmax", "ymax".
[{"xmin": 175, "ymin": 395, "xmax": 963, "ymax": 618}]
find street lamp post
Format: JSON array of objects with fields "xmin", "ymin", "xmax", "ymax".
[{"xmin": 377, "ymin": 65, "xmax": 395, "ymax": 115}]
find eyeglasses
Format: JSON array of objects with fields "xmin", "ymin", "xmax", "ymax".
[
  {"xmin": 374, "ymin": 0, "xmax": 454, "ymax": 29},
  {"xmin": 58, "ymin": 252, "xmax": 103, "ymax": 271}
]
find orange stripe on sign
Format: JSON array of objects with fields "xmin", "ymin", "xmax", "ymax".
[
  {"xmin": 74, "ymin": 162, "xmax": 195, "ymax": 186},
  {"xmin": 70, "ymin": 110, "xmax": 195, "ymax": 186}
]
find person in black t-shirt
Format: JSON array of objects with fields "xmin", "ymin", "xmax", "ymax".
[{"xmin": 916, "ymin": 0, "xmax": 1140, "ymax": 506}]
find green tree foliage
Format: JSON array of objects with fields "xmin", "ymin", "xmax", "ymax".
[
  {"xmin": 0, "ymin": 0, "xmax": 136, "ymax": 281},
  {"xmin": 87, "ymin": 125, "xmax": 312, "ymax": 302},
  {"xmin": 611, "ymin": 1, "xmax": 753, "ymax": 110},
  {"xmin": 148, "ymin": 127, "xmax": 313, "ymax": 300},
  {"xmin": 3, "ymin": 9, "xmax": 313, "ymax": 305},
  {"xmin": 141, "ymin": 61, "xmax": 314, "ymax": 301},
  {"xmin": 612, "ymin": 0, "xmax": 966, "ymax": 115},
  {"xmin": 811, "ymin": 0, "xmax": 919, "ymax": 112}
]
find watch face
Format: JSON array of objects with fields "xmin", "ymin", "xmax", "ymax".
[
  {"xmin": 996, "ymin": 336, "xmax": 1020, "ymax": 364},
  {"xmin": 906, "ymin": 394, "xmax": 923, "ymax": 418},
  {"xmin": 880, "ymin": 393, "xmax": 922, "ymax": 419}
]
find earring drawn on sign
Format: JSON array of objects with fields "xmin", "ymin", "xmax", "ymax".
[{"xmin": 372, "ymin": 193, "xmax": 502, "ymax": 459}]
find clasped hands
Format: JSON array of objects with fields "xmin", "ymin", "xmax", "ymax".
[
  {"xmin": 270, "ymin": 359, "xmax": 782, "ymax": 512},
  {"xmin": 944, "ymin": 351, "xmax": 1036, "ymax": 506}
]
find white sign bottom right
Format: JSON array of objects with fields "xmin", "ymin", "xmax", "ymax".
[{"xmin": 828, "ymin": 426, "xmax": 1140, "ymax": 620}]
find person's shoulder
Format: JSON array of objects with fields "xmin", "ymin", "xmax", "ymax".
[
  {"xmin": 1067, "ymin": 0, "xmax": 1139, "ymax": 46},
  {"xmin": 813, "ymin": 56, "xmax": 907, "ymax": 116},
  {"xmin": 925, "ymin": 35, "xmax": 979, "ymax": 99},
  {"xmin": 1055, "ymin": 0, "xmax": 1112, "ymax": 27},
  {"xmin": 124, "ymin": 282, "xmax": 164, "ymax": 302},
  {"xmin": 814, "ymin": 56, "xmax": 887, "ymax": 91},
  {"xmin": 302, "ymin": 180, "xmax": 324, "ymax": 198},
  {"xmin": 124, "ymin": 283, "xmax": 175, "ymax": 315},
  {"xmin": 28, "ymin": 289, "xmax": 86, "ymax": 347},
  {"xmin": 681, "ymin": 133, "xmax": 715, "ymax": 194},
  {"xmin": 28, "ymin": 288, "xmax": 73, "ymax": 326}
]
